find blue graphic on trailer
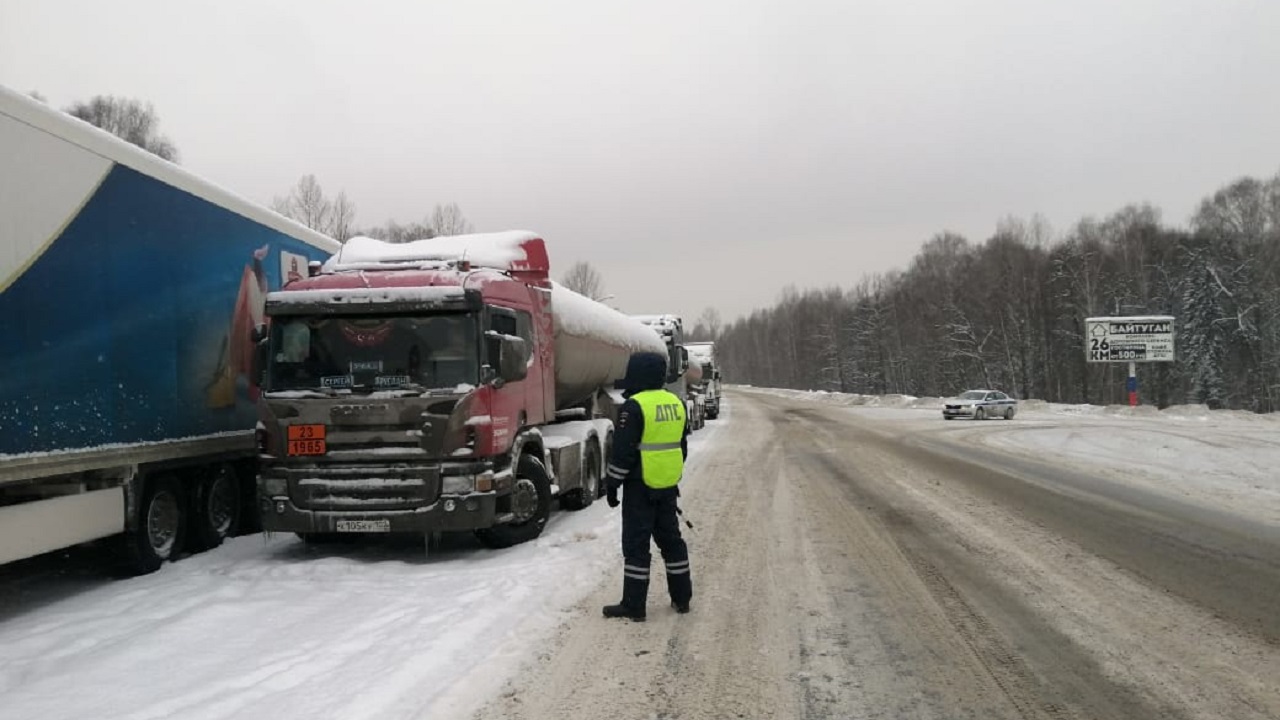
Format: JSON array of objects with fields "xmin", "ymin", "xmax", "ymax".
[{"xmin": 0, "ymin": 164, "xmax": 333, "ymax": 455}]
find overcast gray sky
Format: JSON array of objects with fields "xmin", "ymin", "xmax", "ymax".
[{"xmin": 4, "ymin": 0, "xmax": 1280, "ymax": 323}]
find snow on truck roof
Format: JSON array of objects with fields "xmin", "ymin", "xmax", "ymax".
[
  {"xmin": 632, "ymin": 315, "xmax": 684, "ymax": 338},
  {"xmin": 268, "ymin": 286, "xmax": 466, "ymax": 306},
  {"xmin": 687, "ymin": 343, "xmax": 715, "ymax": 362},
  {"xmin": 632, "ymin": 314, "xmax": 684, "ymax": 326},
  {"xmin": 552, "ymin": 282, "xmax": 666, "ymax": 355},
  {"xmin": 324, "ymin": 232, "xmax": 549, "ymax": 274}
]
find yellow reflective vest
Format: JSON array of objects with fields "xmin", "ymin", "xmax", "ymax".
[{"xmin": 632, "ymin": 389, "xmax": 686, "ymax": 489}]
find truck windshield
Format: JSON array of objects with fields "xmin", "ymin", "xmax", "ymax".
[{"xmin": 266, "ymin": 314, "xmax": 478, "ymax": 393}]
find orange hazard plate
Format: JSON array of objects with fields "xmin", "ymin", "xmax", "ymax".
[{"xmin": 287, "ymin": 425, "xmax": 327, "ymax": 456}]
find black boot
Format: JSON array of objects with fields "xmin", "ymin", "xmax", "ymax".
[
  {"xmin": 666, "ymin": 559, "xmax": 692, "ymax": 614},
  {"xmin": 602, "ymin": 603, "xmax": 646, "ymax": 621},
  {"xmin": 603, "ymin": 568, "xmax": 649, "ymax": 621}
]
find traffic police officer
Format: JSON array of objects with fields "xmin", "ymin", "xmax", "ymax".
[{"xmin": 603, "ymin": 351, "xmax": 692, "ymax": 622}]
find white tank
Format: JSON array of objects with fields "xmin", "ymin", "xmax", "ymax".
[
  {"xmin": 685, "ymin": 364, "xmax": 704, "ymax": 383},
  {"xmin": 550, "ymin": 283, "xmax": 665, "ymax": 409}
]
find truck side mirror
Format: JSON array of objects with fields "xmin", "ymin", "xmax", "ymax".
[
  {"xmin": 499, "ymin": 336, "xmax": 528, "ymax": 382},
  {"xmin": 487, "ymin": 334, "xmax": 528, "ymax": 384}
]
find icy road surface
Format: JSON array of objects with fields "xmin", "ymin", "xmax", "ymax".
[{"xmin": 477, "ymin": 388, "xmax": 1280, "ymax": 720}]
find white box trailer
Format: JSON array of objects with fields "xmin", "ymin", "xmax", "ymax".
[{"xmin": 0, "ymin": 85, "xmax": 338, "ymax": 572}]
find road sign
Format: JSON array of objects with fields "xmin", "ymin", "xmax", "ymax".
[{"xmin": 1085, "ymin": 316, "xmax": 1175, "ymax": 363}]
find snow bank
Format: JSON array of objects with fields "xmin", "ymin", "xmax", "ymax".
[
  {"xmin": 324, "ymin": 232, "xmax": 541, "ymax": 273},
  {"xmin": 977, "ymin": 412, "xmax": 1280, "ymax": 524},
  {"xmin": 736, "ymin": 387, "xmax": 940, "ymax": 410},
  {"xmin": 1159, "ymin": 404, "xmax": 1213, "ymax": 418},
  {"xmin": 550, "ymin": 282, "xmax": 665, "ymax": 355}
]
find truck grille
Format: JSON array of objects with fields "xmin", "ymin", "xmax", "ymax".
[{"xmin": 286, "ymin": 464, "xmax": 440, "ymax": 511}]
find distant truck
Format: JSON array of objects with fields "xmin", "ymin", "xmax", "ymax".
[
  {"xmin": 685, "ymin": 341, "xmax": 721, "ymax": 420},
  {"xmin": 631, "ymin": 314, "xmax": 702, "ymax": 429},
  {"xmin": 0, "ymin": 85, "xmax": 339, "ymax": 573},
  {"xmin": 254, "ymin": 233, "xmax": 665, "ymax": 547}
]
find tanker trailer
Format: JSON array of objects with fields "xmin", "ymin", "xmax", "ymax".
[
  {"xmin": 632, "ymin": 314, "xmax": 700, "ymax": 429},
  {"xmin": 255, "ymin": 232, "xmax": 663, "ymax": 549}
]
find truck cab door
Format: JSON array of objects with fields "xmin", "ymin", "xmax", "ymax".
[{"xmin": 486, "ymin": 307, "xmax": 527, "ymax": 431}]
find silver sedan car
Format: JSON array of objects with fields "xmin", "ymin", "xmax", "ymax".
[{"xmin": 942, "ymin": 390, "xmax": 1018, "ymax": 420}]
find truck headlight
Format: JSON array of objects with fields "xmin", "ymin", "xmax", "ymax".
[
  {"xmin": 263, "ymin": 477, "xmax": 288, "ymax": 496},
  {"xmin": 442, "ymin": 475, "xmax": 475, "ymax": 495}
]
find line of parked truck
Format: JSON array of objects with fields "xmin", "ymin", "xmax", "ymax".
[
  {"xmin": 629, "ymin": 315, "xmax": 721, "ymax": 431},
  {"xmin": 0, "ymin": 85, "xmax": 723, "ymax": 574}
]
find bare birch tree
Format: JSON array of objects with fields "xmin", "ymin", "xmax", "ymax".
[
  {"xmin": 561, "ymin": 261, "xmax": 604, "ymax": 299},
  {"xmin": 429, "ymin": 202, "xmax": 474, "ymax": 236},
  {"xmin": 65, "ymin": 95, "xmax": 178, "ymax": 161},
  {"xmin": 331, "ymin": 191, "xmax": 356, "ymax": 243}
]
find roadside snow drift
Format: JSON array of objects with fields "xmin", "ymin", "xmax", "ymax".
[{"xmin": 740, "ymin": 386, "xmax": 1280, "ymax": 525}]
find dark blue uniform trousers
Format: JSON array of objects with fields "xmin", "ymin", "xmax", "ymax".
[{"xmin": 620, "ymin": 481, "xmax": 692, "ymax": 611}]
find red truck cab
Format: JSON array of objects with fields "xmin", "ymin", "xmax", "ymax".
[{"xmin": 255, "ymin": 233, "xmax": 582, "ymax": 548}]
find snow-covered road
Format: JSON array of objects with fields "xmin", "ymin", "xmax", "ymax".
[
  {"xmin": 476, "ymin": 388, "xmax": 1280, "ymax": 720},
  {"xmin": 4, "ymin": 388, "xmax": 1280, "ymax": 720}
]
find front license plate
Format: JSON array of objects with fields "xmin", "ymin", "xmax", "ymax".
[{"xmin": 336, "ymin": 519, "xmax": 391, "ymax": 533}]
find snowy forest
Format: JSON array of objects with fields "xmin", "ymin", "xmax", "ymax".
[{"xmin": 717, "ymin": 170, "xmax": 1280, "ymax": 412}]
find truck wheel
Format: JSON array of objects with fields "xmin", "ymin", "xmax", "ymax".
[
  {"xmin": 561, "ymin": 442, "xmax": 598, "ymax": 511},
  {"xmin": 476, "ymin": 454, "xmax": 552, "ymax": 548},
  {"xmin": 191, "ymin": 464, "xmax": 241, "ymax": 551},
  {"xmin": 124, "ymin": 475, "xmax": 187, "ymax": 575}
]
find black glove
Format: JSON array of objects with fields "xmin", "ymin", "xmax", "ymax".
[{"xmin": 606, "ymin": 488, "xmax": 620, "ymax": 508}]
